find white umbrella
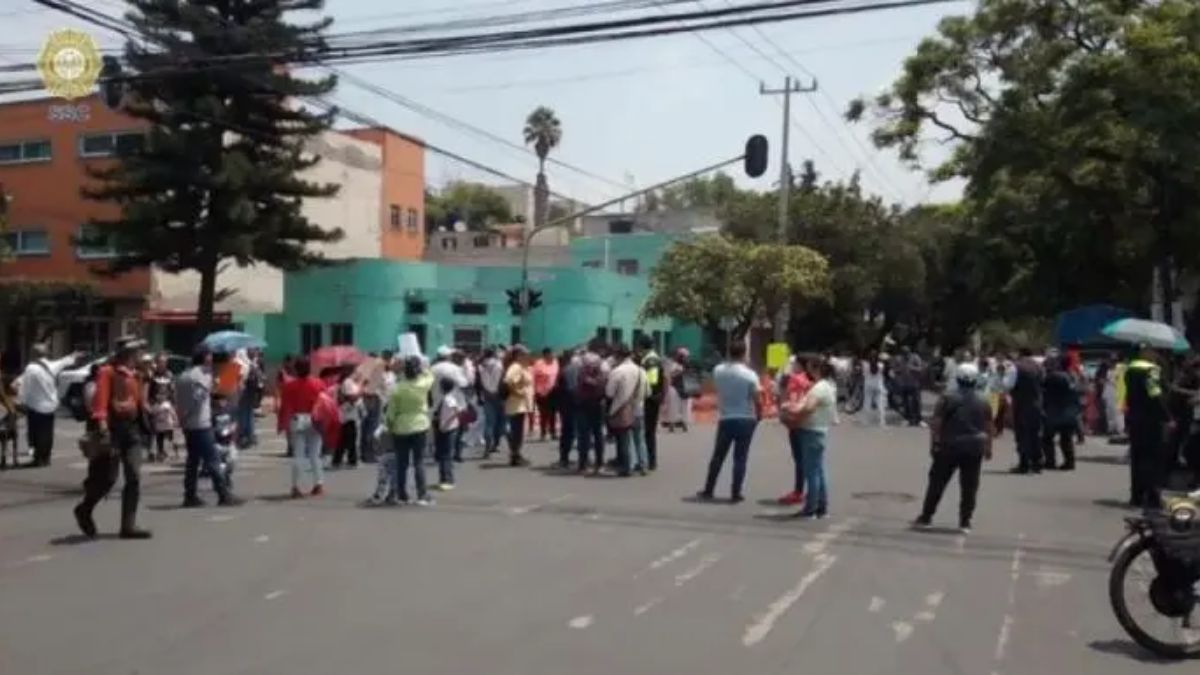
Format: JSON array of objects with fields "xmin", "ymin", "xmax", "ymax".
[{"xmin": 1101, "ymin": 318, "xmax": 1190, "ymax": 352}]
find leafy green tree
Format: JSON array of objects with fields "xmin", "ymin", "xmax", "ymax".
[
  {"xmin": 523, "ymin": 106, "xmax": 562, "ymax": 228},
  {"xmin": 850, "ymin": 0, "xmax": 1200, "ymax": 329},
  {"xmin": 425, "ymin": 182, "xmax": 515, "ymax": 232},
  {"xmin": 85, "ymin": 0, "xmax": 342, "ymax": 335},
  {"xmin": 641, "ymin": 235, "xmax": 830, "ymax": 344}
]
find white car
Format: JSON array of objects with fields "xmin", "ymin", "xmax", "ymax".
[{"xmin": 57, "ymin": 353, "xmax": 188, "ymax": 419}]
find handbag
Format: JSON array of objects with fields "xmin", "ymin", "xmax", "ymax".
[
  {"xmin": 608, "ymin": 401, "xmax": 636, "ymax": 431},
  {"xmin": 78, "ymin": 429, "xmax": 112, "ymax": 460}
]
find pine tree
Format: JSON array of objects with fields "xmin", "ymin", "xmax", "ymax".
[{"xmin": 85, "ymin": 0, "xmax": 342, "ymax": 336}]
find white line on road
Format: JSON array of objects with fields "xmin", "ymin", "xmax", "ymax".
[
  {"xmin": 507, "ymin": 493, "xmax": 575, "ymax": 516},
  {"xmin": 868, "ymin": 596, "xmax": 886, "ymax": 613},
  {"xmin": 634, "ymin": 597, "xmax": 663, "ymax": 616},
  {"xmin": 994, "ymin": 614, "xmax": 1014, "ymax": 660},
  {"xmin": 1033, "ymin": 568, "xmax": 1071, "ymax": 589},
  {"xmin": 645, "ymin": 537, "xmax": 704, "ymax": 573},
  {"xmin": 993, "ymin": 533, "xmax": 1026, "ymax": 665},
  {"xmin": 892, "ymin": 621, "xmax": 915, "ymax": 643},
  {"xmin": 568, "ymin": 615, "xmax": 593, "ymax": 629},
  {"xmin": 264, "ymin": 590, "xmax": 287, "ymax": 601},
  {"xmin": 254, "ymin": 535, "xmax": 270, "ymax": 543},
  {"xmin": 207, "ymin": 514, "xmax": 240, "ymax": 523},
  {"xmin": 26, "ymin": 553, "xmax": 52, "ymax": 563},
  {"xmin": 674, "ymin": 553, "xmax": 721, "ymax": 587},
  {"xmin": 742, "ymin": 553, "xmax": 838, "ymax": 647}
]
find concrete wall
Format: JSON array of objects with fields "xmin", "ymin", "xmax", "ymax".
[{"xmin": 149, "ymin": 131, "xmax": 384, "ymax": 314}]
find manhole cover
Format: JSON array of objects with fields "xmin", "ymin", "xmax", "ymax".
[{"xmin": 852, "ymin": 491, "xmax": 916, "ymax": 503}]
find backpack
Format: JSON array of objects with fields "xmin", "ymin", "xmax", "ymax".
[{"xmin": 577, "ymin": 362, "xmax": 606, "ymax": 403}]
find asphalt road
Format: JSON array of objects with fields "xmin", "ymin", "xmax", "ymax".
[{"xmin": 0, "ymin": 412, "xmax": 1194, "ymax": 674}]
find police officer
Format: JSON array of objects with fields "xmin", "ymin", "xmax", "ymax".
[
  {"xmin": 73, "ymin": 336, "xmax": 152, "ymax": 540},
  {"xmin": 637, "ymin": 334, "xmax": 665, "ymax": 472},
  {"xmin": 914, "ymin": 362, "xmax": 994, "ymax": 534},
  {"xmin": 1125, "ymin": 345, "xmax": 1172, "ymax": 509}
]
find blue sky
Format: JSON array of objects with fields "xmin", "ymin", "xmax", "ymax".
[{"xmin": 0, "ymin": 0, "xmax": 971, "ymax": 207}]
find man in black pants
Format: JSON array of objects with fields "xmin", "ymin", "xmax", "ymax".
[
  {"xmin": 1125, "ymin": 346, "xmax": 1171, "ymax": 508},
  {"xmin": 637, "ymin": 335, "xmax": 665, "ymax": 471},
  {"xmin": 915, "ymin": 362, "xmax": 994, "ymax": 533},
  {"xmin": 1009, "ymin": 348, "xmax": 1044, "ymax": 474}
]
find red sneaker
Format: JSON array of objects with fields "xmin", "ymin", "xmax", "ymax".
[
  {"xmin": 311, "ymin": 484, "xmax": 325, "ymax": 497},
  {"xmin": 778, "ymin": 491, "xmax": 805, "ymax": 506}
]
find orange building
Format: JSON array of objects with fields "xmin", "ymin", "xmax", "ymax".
[{"xmin": 0, "ymin": 94, "xmax": 425, "ymax": 356}]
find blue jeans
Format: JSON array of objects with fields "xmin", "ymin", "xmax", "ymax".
[
  {"xmin": 360, "ymin": 395, "xmax": 382, "ymax": 463},
  {"xmin": 482, "ymin": 395, "xmax": 506, "ymax": 453},
  {"xmin": 576, "ymin": 403, "xmax": 606, "ymax": 468},
  {"xmin": 787, "ymin": 427, "xmax": 807, "ymax": 494},
  {"xmin": 288, "ymin": 420, "xmax": 324, "ymax": 490},
  {"xmin": 557, "ymin": 402, "xmax": 576, "ymax": 465},
  {"xmin": 235, "ymin": 394, "xmax": 255, "ymax": 446},
  {"xmin": 433, "ymin": 427, "xmax": 456, "ymax": 485},
  {"xmin": 392, "ymin": 431, "xmax": 428, "ymax": 501},
  {"xmin": 629, "ymin": 416, "xmax": 649, "ymax": 471},
  {"xmin": 797, "ymin": 429, "xmax": 828, "ymax": 513},
  {"xmin": 702, "ymin": 418, "xmax": 757, "ymax": 497},
  {"xmin": 183, "ymin": 428, "xmax": 230, "ymax": 501}
]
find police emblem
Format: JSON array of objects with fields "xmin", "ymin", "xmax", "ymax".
[{"xmin": 36, "ymin": 29, "xmax": 102, "ymax": 100}]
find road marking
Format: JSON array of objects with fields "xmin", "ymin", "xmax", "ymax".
[
  {"xmin": 26, "ymin": 553, "xmax": 53, "ymax": 563},
  {"xmin": 994, "ymin": 614, "xmax": 1014, "ymax": 660},
  {"xmin": 868, "ymin": 596, "xmax": 886, "ymax": 613},
  {"xmin": 264, "ymin": 590, "xmax": 287, "ymax": 601},
  {"xmin": 634, "ymin": 597, "xmax": 663, "ymax": 616},
  {"xmin": 506, "ymin": 493, "xmax": 574, "ymax": 516},
  {"xmin": 915, "ymin": 591, "xmax": 945, "ymax": 621},
  {"xmin": 955, "ymin": 535, "xmax": 966, "ymax": 555},
  {"xmin": 207, "ymin": 514, "xmax": 240, "ymax": 523},
  {"xmin": 674, "ymin": 553, "xmax": 721, "ymax": 587},
  {"xmin": 568, "ymin": 615, "xmax": 593, "ymax": 629},
  {"xmin": 254, "ymin": 535, "xmax": 270, "ymax": 543},
  {"xmin": 742, "ymin": 553, "xmax": 838, "ymax": 647},
  {"xmin": 1033, "ymin": 568, "xmax": 1071, "ymax": 589},
  {"xmin": 892, "ymin": 621, "xmax": 914, "ymax": 643},
  {"xmin": 645, "ymin": 537, "xmax": 704, "ymax": 573}
]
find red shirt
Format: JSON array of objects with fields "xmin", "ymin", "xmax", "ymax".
[
  {"xmin": 785, "ymin": 372, "xmax": 812, "ymax": 400},
  {"xmin": 277, "ymin": 376, "xmax": 326, "ymax": 430}
]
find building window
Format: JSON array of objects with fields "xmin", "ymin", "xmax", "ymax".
[
  {"xmin": 472, "ymin": 235, "xmax": 490, "ymax": 248},
  {"xmin": 452, "ymin": 301, "xmax": 487, "ymax": 316},
  {"xmin": 652, "ymin": 330, "xmax": 663, "ymax": 353},
  {"xmin": 300, "ymin": 323, "xmax": 323, "ymax": 354},
  {"xmin": 510, "ymin": 325, "xmax": 521, "ymax": 346},
  {"xmin": 441, "ymin": 237, "xmax": 457, "ymax": 250},
  {"xmin": 406, "ymin": 208, "xmax": 419, "ymax": 233},
  {"xmin": 2, "ymin": 229, "xmax": 50, "ymax": 256},
  {"xmin": 329, "ymin": 323, "xmax": 353, "ymax": 345},
  {"xmin": 453, "ymin": 327, "xmax": 484, "ymax": 354},
  {"xmin": 616, "ymin": 259, "xmax": 639, "ymax": 275},
  {"xmin": 610, "ymin": 328, "xmax": 624, "ymax": 346},
  {"xmin": 75, "ymin": 225, "xmax": 117, "ymax": 259},
  {"xmin": 595, "ymin": 327, "xmax": 608, "ymax": 342},
  {"xmin": 406, "ymin": 300, "xmax": 428, "ymax": 315},
  {"xmin": 582, "ymin": 260, "xmax": 603, "ymax": 269},
  {"xmin": 78, "ymin": 131, "xmax": 144, "ymax": 158},
  {"xmin": 633, "ymin": 329, "xmax": 646, "ymax": 349},
  {"xmin": 0, "ymin": 138, "xmax": 51, "ymax": 164},
  {"xmin": 389, "ymin": 204, "xmax": 401, "ymax": 230}
]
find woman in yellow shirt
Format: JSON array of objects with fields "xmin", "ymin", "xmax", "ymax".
[{"xmin": 503, "ymin": 345, "xmax": 533, "ymax": 466}]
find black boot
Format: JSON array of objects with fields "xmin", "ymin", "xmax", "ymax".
[
  {"xmin": 119, "ymin": 484, "xmax": 151, "ymax": 539},
  {"xmin": 73, "ymin": 502, "xmax": 97, "ymax": 538}
]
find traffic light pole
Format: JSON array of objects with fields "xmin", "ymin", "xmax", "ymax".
[{"xmin": 517, "ymin": 153, "xmax": 748, "ymax": 334}]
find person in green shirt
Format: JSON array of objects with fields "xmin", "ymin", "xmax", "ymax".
[{"xmin": 386, "ymin": 356, "xmax": 434, "ymax": 505}]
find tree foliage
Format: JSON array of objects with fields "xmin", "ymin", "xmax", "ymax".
[
  {"xmin": 851, "ymin": 0, "xmax": 1200, "ymax": 330},
  {"xmin": 523, "ymin": 106, "xmax": 562, "ymax": 228},
  {"xmin": 642, "ymin": 235, "xmax": 830, "ymax": 342},
  {"xmin": 85, "ymin": 0, "xmax": 342, "ymax": 335},
  {"xmin": 425, "ymin": 182, "xmax": 516, "ymax": 232},
  {"xmin": 0, "ymin": 278, "xmax": 98, "ymax": 345}
]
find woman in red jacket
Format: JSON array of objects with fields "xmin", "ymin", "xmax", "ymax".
[{"xmin": 277, "ymin": 357, "xmax": 327, "ymax": 498}]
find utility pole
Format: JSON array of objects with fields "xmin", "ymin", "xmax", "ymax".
[{"xmin": 760, "ymin": 76, "xmax": 817, "ymax": 343}]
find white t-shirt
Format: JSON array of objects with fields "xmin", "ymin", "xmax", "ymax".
[
  {"xmin": 864, "ymin": 362, "xmax": 886, "ymax": 390},
  {"xmin": 437, "ymin": 395, "xmax": 463, "ymax": 432},
  {"xmin": 800, "ymin": 379, "xmax": 838, "ymax": 432}
]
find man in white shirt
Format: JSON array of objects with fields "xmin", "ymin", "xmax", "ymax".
[
  {"xmin": 477, "ymin": 347, "xmax": 506, "ymax": 456},
  {"xmin": 431, "ymin": 346, "xmax": 470, "ymax": 461},
  {"xmin": 605, "ymin": 344, "xmax": 645, "ymax": 476},
  {"xmin": 18, "ymin": 343, "xmax": 80, "ymax": 467}
]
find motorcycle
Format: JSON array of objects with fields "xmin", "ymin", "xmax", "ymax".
[
  {"xmin": 1108, "ymin": 490, "xmax": 1200, "ymax": 659},
  {"xmin": 200, "ymin": 402, "xmax": 238, "ymax": 490}
]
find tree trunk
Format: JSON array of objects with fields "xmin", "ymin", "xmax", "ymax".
[
  {"xmin": 534, "ymin": 156, "xmax": 549, "ymax": 229},
  {"xmin": 196, "ymin": 257, "xmax": 218, "ymax": 342}
]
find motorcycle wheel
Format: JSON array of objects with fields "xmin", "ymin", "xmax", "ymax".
[
  {"xmin": 840, "ymin": 385, "xmax": 864, "ymax": 415},
  {"xmin": 1109, "ymin": 535, "xmax": 1200, "ymax": 659}
]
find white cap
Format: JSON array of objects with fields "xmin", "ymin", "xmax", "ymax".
[
  {"xmin": 955, "ymin": 362, "xmax": 980, "ymax": 384},
  {"xmin": 436, "ymin": 345, "xmax": 453, "ymax": 358}
]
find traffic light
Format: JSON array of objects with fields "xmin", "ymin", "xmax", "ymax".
[
  {"xmin": 528, "ymin": 289, "xmax": 543, "ymax": 311},
  {"xmin": 744, "ymin": 134, "xmax": 769, "ymax": 178},
  {"xmin": 506, "ymin": 288, "xmax": 523, "ymax": 316}
]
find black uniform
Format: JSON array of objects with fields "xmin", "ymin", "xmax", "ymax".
[
  {"xmin": 1010, "ymin": 357, "xmax": 1044, "ymax": 473},
  {"xmin": 1125, "ymin": 359, "xmax": 1170, "ymax": 508},
  {"xmin": 918, "ymin": 387, "xmax": 993, "ymax": 528}
]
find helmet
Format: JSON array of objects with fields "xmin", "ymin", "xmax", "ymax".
[{"xmin": 955, "ymin": 362, "xmax": 980, "ymax": 385}]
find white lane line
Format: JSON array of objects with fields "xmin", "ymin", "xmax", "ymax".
[
  {"xmin": 955, "ymin": 536, "xmax": 966, "ymax": 555},
  {"xmin": 674, "ymin": 553, "xmax": 721, "ymax": 587},
  {"xmin": 207, "ymin": 514, "xmax": 240, "ymax": 523},
  {"xmin": 507, "ymin": 493, "xmax": 575, "ymax": 516},
  {"xmin": 568, "ymin": 615, "xmax": 594, "ymax": 629},
  {"xmin": 915, "ymin": 591, "xmax": 945, "ymax": 621},
  {"xmin": 26, "ymin": 553, "xmax": 53, "ymax": 563},
  {"xmin": 892, "ymin": 621, "xmax": 915, "ymax": 643},
  {"xmin": 742, "ymin": 553, "xmax": 838, "ymax": 647},
  {"xmin": 994, "ymin": 614, "xmax": 1014, "ymax": 660},
  {"xmin": 1033, "ymin": 568, "xmax": 1071, "ymax": 589},
  {"xmin": 868, "ymin": 596, "xmax": 886, "ymax": 613},
  {"xmin": 993, "ymin": 533, "xmax": 1025, "ymax": 665},
  {"xmin": 634, "ymin": 597, "xmax": 663, "ymax": 616},
  {"xmin": 254, "ymin": 535, "xmax": 270, "ymax": 543},
  {"xmin": 645, "ymin": 537, "xmax": 704, "ymax": 572},
  {"xmin": 264, "ymin": 590, "xmax": 287, "ymax": 601}
]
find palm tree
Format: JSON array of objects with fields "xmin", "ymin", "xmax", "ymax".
[{"xmin": 522, "ymin": 106, "xmax": 562, "ymax": 228}]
